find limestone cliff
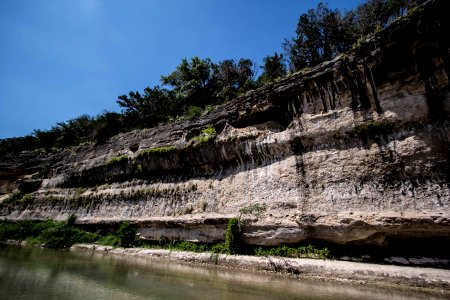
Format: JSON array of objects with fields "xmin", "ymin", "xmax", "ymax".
[{"xmin": 1, "ymin": 0, "xmax": 449, "ymax": 252}]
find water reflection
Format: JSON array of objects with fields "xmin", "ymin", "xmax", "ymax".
[{"xmin": 0, "ymin": 245, "xmax": 446, "ymax": 300}]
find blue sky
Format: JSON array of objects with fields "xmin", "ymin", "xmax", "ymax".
[{"xmin": 0, "ymin": 0, "xmax": 363, "ymax": 139}]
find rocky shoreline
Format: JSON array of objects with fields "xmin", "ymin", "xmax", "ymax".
[{"xmin": 72, "ymin": 243, "xmax": 450, "ymax": 295}]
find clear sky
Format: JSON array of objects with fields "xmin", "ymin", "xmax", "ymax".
[{"xmin": 0, "ymin": 0, "xmax": 363, "ymax": 139}]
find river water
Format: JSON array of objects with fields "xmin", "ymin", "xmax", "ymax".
[{"xmin": 0, "ymin": 244, "xmax": 446, "ymax": 300}]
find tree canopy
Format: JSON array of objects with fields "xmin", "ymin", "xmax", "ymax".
[{"xmin": 284, "ymin": 0, "xmax": 422, "ymax": 71}]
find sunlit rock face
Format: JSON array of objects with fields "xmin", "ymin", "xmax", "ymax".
[{"xmin": 1, "ymin": 0, "xmax": 449, "ymax": 247}]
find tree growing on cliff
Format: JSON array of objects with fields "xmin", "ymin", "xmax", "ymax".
[
  {"xmin": 283, "ymin": 0, "xmax": 422, "ymax": 71},
  {"xmin": 117, "ymin": 86, "xmax": 177, "ymax": 128},
  {"xmin": 215, "ymin": 58, "xmax": 257, "ymax": 101},
  {"xmin": 161, "ymin": 57, "xmax": 217, "ymax": 110},
  {"xmin": 284, "ymin": 3, "xmax": 356, "ymax": 71},
  {"xmin": 257, "ymin": 52, "xmax": 287, "ymax": 84}
]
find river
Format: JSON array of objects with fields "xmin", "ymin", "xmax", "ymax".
[{"xmin": 0, "ymin": 244, "xmax": 446, "ymax": 300}]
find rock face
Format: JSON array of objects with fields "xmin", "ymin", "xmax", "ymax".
[{"xmin": 1, "ymin": 0, "xmax": 450, "ymax": 249}]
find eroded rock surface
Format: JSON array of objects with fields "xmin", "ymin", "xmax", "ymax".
[{"xmin": 1, "ymin": 0, "xmax": 450, "ymax": 248}]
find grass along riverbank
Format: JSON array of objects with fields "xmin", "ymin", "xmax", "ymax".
[{"xmin": 0, "ymin": 218, "xmax": 330, "ymax": 259}]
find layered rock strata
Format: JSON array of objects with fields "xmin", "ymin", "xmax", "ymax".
[{"xmin": 1, "ymin": 0, "xmax": 449, "ymax": 250}]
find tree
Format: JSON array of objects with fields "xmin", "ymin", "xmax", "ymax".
[
  {"xmin": 214, "ymin": 58, "xmax": 256, "ymax": 101},
  {"xmin": 92, "ymin": 111, "xmax": 124, "ymax": 144},
  {"xmin": 117, "ymin": 86, "xmax": 176, "ymax": 128},
  {"xmin": 116, "ymin": 221, "xmax": 137, "ymax": 248},
  {"xmin": 284, "ymin": 3, "xmax": 356, "ymax": 71},
  {"xmin": 356, "ymin": 0, "xmax": 390, "ymax": 35},
  {"xmin": 258, "ymin": 52, "xmax": 287, "ymax": 84},
  {"xmin": 160, "ymin": 57, "xmax": 216, "ymax": 109},
  {"xmin": 355, "ymin": 0, "xmax": 422, "ymax": 36}
]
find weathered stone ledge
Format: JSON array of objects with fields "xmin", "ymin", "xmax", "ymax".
[{"xmin": 71, "ymin": 243, "xmax": 450, "ymax": 294}]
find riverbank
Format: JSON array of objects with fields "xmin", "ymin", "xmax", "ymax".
[{"xmin": 72, "ymin": 244, "xmax": 450, "ymax": 296}]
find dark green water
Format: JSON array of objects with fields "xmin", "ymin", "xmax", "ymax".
[{"xmin": 0, "ymin": 244, "xmax": 445, "ymax": 300}]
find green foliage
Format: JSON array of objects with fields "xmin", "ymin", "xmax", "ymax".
[
  {"xmin": 283, "ymin": 0, "xmax": 421, "ymax": 71},
  {"xmin": 191, "ymin": 125, "xmax": 217, "ymax": 145},
  {"xmin": 239, "ymin": 203, "xmax": 267, "ymax": 216},
  {"xmin": 0, "ymin": 218, "xmax": 99, "ymax": 249},
  {"xmin": 215, "ymin": 58, "xmax": 256, "ymax": 101},
  {"xmin": 0, "ymin": 221, "xmax": 21, "ymax": 241},
  {"xmin": 67, "ymin": 214, "xmax": 77, "ymax": 226},
  {"xmin": 38, "ymin": 222, "xmax": 98, "ymax": 249},
  {"xmin": 284, "ymin": 2, "xmax": 357, "ymax": 71},
  {"xmin": 201, "ymin": 125, "xmax": 217, "ymax": 136},
  {"xmin": 117, "ymin": 86, "xmax": 177, "ymax": 128},
  {"xmin": 18, "ymin": 194, "xmax": 35, "ymax": 208},
  {"xmin": 185, "ymin": 106, "xmax": 203, "ymax": 120},
  {"xmin": 116, "ymin": 221, "xmax": 137, "ymax": 248},
  {"xmin": 161, "ymin": 57, "xmax": 216, "ymax": 109},
  {"xmin": 106, "ymin": 155, "xmax": 128, "ymax": 166},
  {"xmin": 254, "ymin": 244, "xmax": 331, "ymax": 259},
  {"xmin": 3, "ymin": 191, "xmax": 23, "ymax": 204},
  {"xmin": 97, "ymin": 234, "xmax": 120, "ymax": 246},
  {"xmin": 0, "ymin": 192, "xmax": 35, "ymax": 210},
  {"xmin": 203, "ymin": 105, "xmax": 214, "ymax": 114},
  {"xmin": 136, "ymin": 145, "xmax": 176, "ymax": 160},
  {"xmin": 211, "ymin": 243, "xmax": 227, "ymax": 254},
  {"xmin": 258, "ymin": 52, "xmax": 287, "ymax": 85},
  {"xmin": 0, "ymin": 112, "xmax": 126, "ymax": 154},
  {"xmin": 224, "ymin": 218, "xmax": 243, "ymax": 255},
  {"xmin": 170, "ymin": 241, "xmax": 209, "ymax": 253}
]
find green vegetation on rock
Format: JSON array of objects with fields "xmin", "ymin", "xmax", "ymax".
[
  {"xmin": 190, "ymin": 125, "xmax": 217, "ymax": 146},
  {"xmin": 136, "ymin": 145, "xmax": 177, "ymax": 159},
  {"xmin": 0, "ymin": 217, "xmax": 332, "ymax": 259},
  {"xmin": 254, "ymin": 244, "xmax": 331, "ymax": 259},
  {"xmin": 0, "ymin": 192, "xmax": 35, "ymax": 210},
  {"xmin": 106, "ymin": 155, "xmax": 129, "ymax": 166}
]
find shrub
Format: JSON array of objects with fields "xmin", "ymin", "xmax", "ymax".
[
  {"xmin": 201, "ymin": 125, "xmax": 216, "ymax": 136},
  {"xmin": 67, "ymin": 214, "xmax": 77, "ymax": 226},
  {"xmin": 185, "ymin": 106, "xmax": 203, "ymax": 120},
  {"xmin": 0, "ymin": 221, "xmax": 21, "ymax": 241},
  {"xmin": 38, "ymin": 219, "xmax": 100, "ymax": 249},
  {"xmin": 224, "ymin": 218, "xmax": 243, "ymax": 254},
  {"xmin": 0, "ymin": 218, "xmax": 100, "ymax": 249},
  {"xmin": 98, "ymin": 234, "xmax": 120, "ymax": 246},
  {"xmin": 211, "ymin": 243, "xmax": 227, "ymax": 254},
  {"xmin": 116, "ymin": 221, "xmax": 137, "ymax": 248},
  {"xmin": 1, "ymin": 191, "xmax": 23, "ymax": 206},
  {"xmin": 191, "ymin": 125, "xmax": 217, "ymax": 145},
  {"xmin": 254, "ymin": 244, "xmax": 331, "ymax": 259}
]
